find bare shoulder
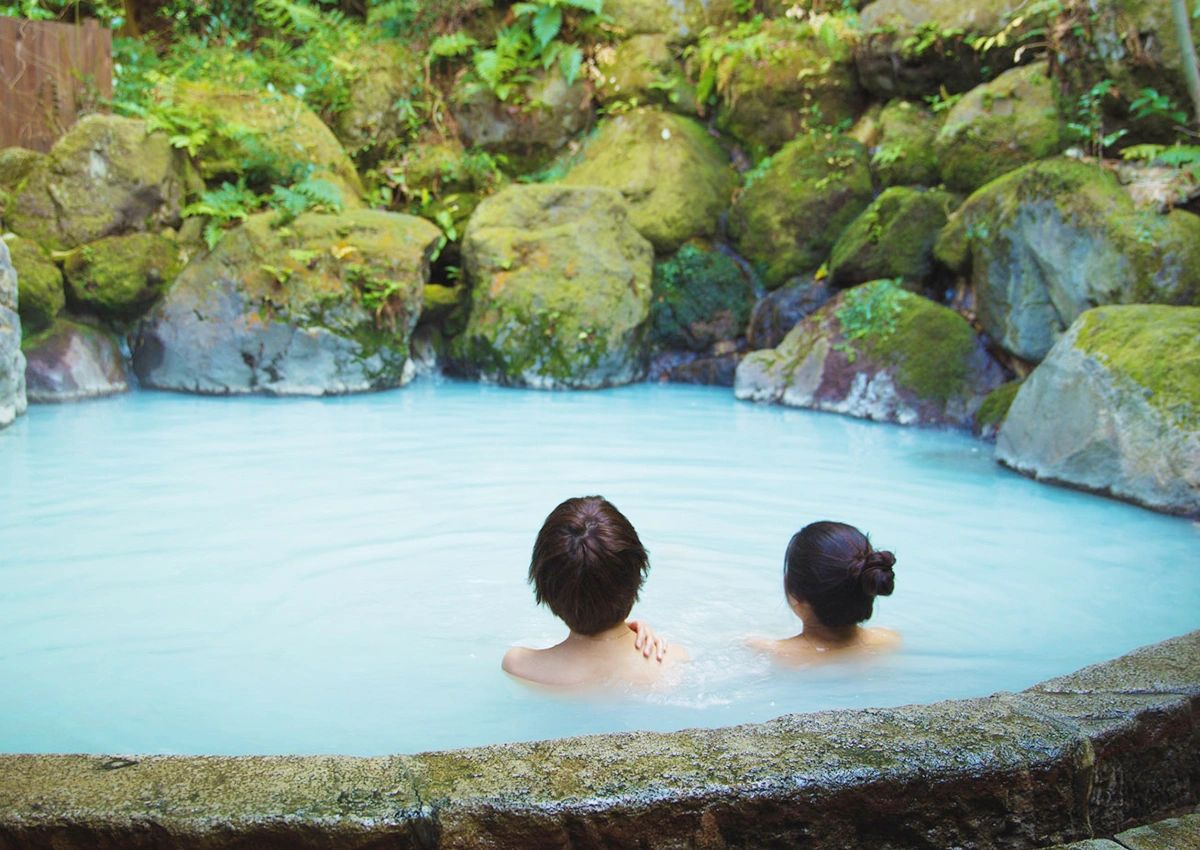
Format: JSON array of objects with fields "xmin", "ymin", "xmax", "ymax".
[
  {"xmin": 744, "ymin": 635, "xmax": 778, "ymax": 654},
  {"xmin": 501, "ymin": 645, "xmax": 538, "ymax": 678},
  {"xmin": 862, "ymin": 627, "xmax": 901, "ymax": 651}
]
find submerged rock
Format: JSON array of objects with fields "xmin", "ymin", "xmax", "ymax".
[
  {"xmin": 736, "ymin": 279, "xmax": 1004, "ymax": 427},
  {"xmin": 871, "ymin": 99, "xmax": 941, "ymax": 187},
  {"xmin": 709, "ymin": 18, "xmax": 863, "ymax": 158},
  {"xmin": 24, "ymin": 320, "xmax": 128, "ymax": 403},
  {"xmin": 134, "ymin": 210, "xmax": 441, "ymax": 396},
  {"xmin": 63, "ymin": 232, "xmax": 183, "ymax": 321},
  {"xmin": 746, "ymin": 277, "xmax": 832, "ymax": 351},
  {"xmin": 6, "ymin": 115, "xmax": 190, "ymax": 250},
  {"xmin": 561, "ymin": 110, "xmax": 735, "ymax": 253},
  {"xmin": 729, "ymin": 132, "xmax": 872, "ymax": 288},
  {"xmin": 934, "ymin": 62, "xmax": 1064, "ymax": 193},
  {"xmin": 650, "ymin": 244, "xmax": 754, "ymax": 352},
  {"xmin": 997, "ymin": 305, "xmax": 1200, "ymax": 517},
  {"xmin": 855, "ymin": 0, "xmax": 1026, "ymax": 97},
  {"xmin": 7, "ymin": 236, "xmax": 64, "ymax": 334},
  {"xmin": 828, "ymin": 186, "xmax": 956, "ymax": 289},
  {"xmin": 455, "ymin": 185, "xmax": 653, "ymax": 389},
  {"xmin": 0, "ymin": 240, "xmax": 27, "ymax": 427},
  {"xmin": 936, "ymin": 158, "xmax": 1200, "ymax": 363}
]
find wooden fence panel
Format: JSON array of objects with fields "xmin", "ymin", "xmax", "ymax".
[{"xmin": 0, "ymin": 16, "xmax": 112, "ymax": 153}]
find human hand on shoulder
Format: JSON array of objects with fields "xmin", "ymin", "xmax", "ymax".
[{"xmin": 628, "ymin": 620, "xmax": 668, "ymax": 662}]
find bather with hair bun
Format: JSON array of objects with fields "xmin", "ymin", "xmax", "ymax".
[{"xmin": 750, "ymin": 520, "xmax": 900, "ymax": 663}]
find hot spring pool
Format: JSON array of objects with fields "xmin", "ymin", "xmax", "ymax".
[{"xmin": 1, "ymin": 381, "xmax": 1197, "ymax": 756}]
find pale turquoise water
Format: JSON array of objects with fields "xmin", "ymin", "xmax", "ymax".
[{"xmin": 1, "ymin": 381, "xmax": 1197, "ymax": 756}]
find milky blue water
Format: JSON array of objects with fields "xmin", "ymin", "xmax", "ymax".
[{"xmin": 1, "ymin": 380, "xmax": 1197, "ymax": 756}]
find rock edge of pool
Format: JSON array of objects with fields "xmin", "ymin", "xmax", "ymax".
[{"xmin": 1, "ymin": 630, "xmax": 1197, "ymax": 850}]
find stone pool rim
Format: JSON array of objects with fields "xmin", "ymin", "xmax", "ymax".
[{"xmin": 1, "ymin": 630, "xmax": 1197, "ymax": 849}]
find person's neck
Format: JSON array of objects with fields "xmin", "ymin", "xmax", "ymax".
[
  {"xmin": 798, "ymin": 618, "xmax": 860, "ymax": 647},
  {"xmin": 564, "ymin": 622, "xmax": 630, "ymax": 650}
]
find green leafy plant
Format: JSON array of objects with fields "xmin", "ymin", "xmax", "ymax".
[
  {"xmin": 1065, "ymin": 78, "xmax": 1128, "ymax": 155},
  {"xmin": 1129, "ymin": 87, "xmax": 1188, "ymax": 126},
  {"xmin": 269, "ymin": 176, "xmax": 344, "ymax": 226},
  {"xmin": 182, "ymin": 180, "xmax": 262, "ymax": 249},
  {"xmin": 833, "ymin": 278, "xmax": 904, "ymax": 361},
  {"xmin": 1121, "ymin": 143, "xmax": 1200, "ymax": 177}
]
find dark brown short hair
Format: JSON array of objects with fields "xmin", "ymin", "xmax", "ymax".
[{"xmin": 529, "ymin": 496, "xmax": 649, "ymax": 635}]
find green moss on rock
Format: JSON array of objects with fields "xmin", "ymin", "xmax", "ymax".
[
  {"xmin": 710, "ymin": 18, "xmax": 864, "ymax": 159},
  {"xmin": 456, "ymin": 185, "xmax": 653, "ymax": 388},
  {"xmin": 974, "ymin": 378, "xmax": 1023, "ymax": 435},
  {"xmin": 651, "ymin": 243, "xmax": 754, "ymax": 351},
  {"xmin": 7, "ymin": 115, "xmax": 190, "ymax": 250},
  {"xmin": 332, "ymin": 41, "xmax": 424, "ymax": 166},
  {"xmin": 838, "ymin": 279, "xmax": 978, "ymax": 403},
  {"xmin": 0, "ymin": 147, "xmax": 43, "ymax": 193},
  {"xmin": 872, "ymin": 99, "xmax": 941, "ymax": 187},
  {"xmin": 63, "ymin": 233, "xmax": 183, "ymax": 321},
  {"xmin": 560, "ymin": 109, "xmax": 736, "ymax": 253},
  {"xmin": 730, "ymin": 132, "xmax": 873, "ymax": 289},
  {"xmin": 593, "ymin": 35, "xmax": 692, "ymax": 111},
  {"xmin": 166, "ymin": 81, "xmax": 364, "ymax": 203},
  {"xmin": 6, "ymin": 236, "xmax": 64, "ymax": 333},
  {"xmin": 934, "ymin": 62, "xmax": 1064, "ymax": 192},
  {"xmin": 1074, "ymin": 305, "xmax": 1199, "ymax": 430},
  {"xmin": 829, "ymin": 187, "xmax": 957, "ymax": 288}
]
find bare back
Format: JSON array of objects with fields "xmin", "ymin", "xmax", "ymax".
[
  {"xmin": 503, "ymin": 626, "xmax": 690, "ymax": 688},
  {"xmin": 749, "ymin": 626, "xmax": 900, "ymax": 666}
]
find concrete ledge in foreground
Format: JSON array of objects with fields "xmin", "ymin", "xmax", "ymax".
[{"xmin": 1, "ymin": 631, "xmax": 1197, "ymax": 850}]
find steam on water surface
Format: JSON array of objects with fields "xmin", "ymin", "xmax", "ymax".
[{"xmin": 1, "ymin": 381, "xmax": 1197, "ymax": 755}]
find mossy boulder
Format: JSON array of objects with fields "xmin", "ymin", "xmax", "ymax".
[
  {"xmin": 935, "ymin": 158, "xmax": 1200, "ymax": 363},
  {"xmin": 450, "ymin": 72, "xmax": 592, "ymax": 173},
  {"xmin": 997, "ymin": 305, "xmax": 1200, "ymax": 516},
  {"xmin": 747, "ymin": 277, "xmax": 832, "ymax": 350},
  {"xmin": 855, "ymin": 0, "xmax": 1028, "ymax": 97},
  {"xmin": 729, "ymin": 132, "xmax": 873, "ymax": 289},
  {"xmin": 602, "ymin": 0, "xmax": 740, "ymax": 38},
  {"xmin": 0, "ymin": 239, "xmax": 28, "ymax": 428},
  {"xmin": 62, "ymin": 233, "xmax": 183, "ymax": 321},
  {"xmin": 0, "ymin": 147, "xmax": 43, "ymax": 191},
  {"xmin": 6, "ymin": 236, "xmax": 64, "ymax": 334},
  {"xmin": 872, "ymin": 99, "xmax": 941, "ymax": 187},
  {"xmin": 23, "ymin": 319, "xmax": 128, "ymax": 403},
  {"xmin": 134, "ymin": 209, "xmax": 442, "ymax": 395},
  {"xmin": 593, "ymin": 35, "xmax": 693, "ymax": 113},
  {"xmin": 709, "ymin": 18, "xmax": 864, "ymax": 159},
  {"xmin": 455, "ymin": 185, "xmax": 654, "ymax": 389},
  {"xmin": 934, "ymin": 63, "xmax": 1064, "ymax": 193},
  {"xmin": 560, "ymin": 110, "xmax": 736, "ymax": 253},
  {"xmin": 736, "ymin": 279, "xmax": 1004, "ymax": 427},
  {"xmin": 6, "ymin": 115, "xmax": 190, "ymax": 250},
  {"xmin": 829, "ymin": 187, "xmax": 957, "ymax": 289},
  {"xmin": 163, "ymin": 81, "xmax": 364, "ymax": 204},
  {"xmin": 333, "ymin": 41, "xmax": 424, "ymax": 166},
  {"xmin": 974, "ymin": 378, "xmax": 1022, "ymax": 440},
  {"xmin": 650, "ymin": 244, "xmax": 755, "ymax": 352}
]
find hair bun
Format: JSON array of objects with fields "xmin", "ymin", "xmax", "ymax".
[{"xmin": 859, "ymin": 549, "xmax": 896, "ymax": 598}]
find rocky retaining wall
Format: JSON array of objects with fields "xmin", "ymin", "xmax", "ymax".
[{"xmin": 1, "ymin": 632, "xmax": 1197, "ymax": 850}]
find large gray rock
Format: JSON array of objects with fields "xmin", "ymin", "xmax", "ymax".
[
  {"xmin": 0, "ymin": 240, "xmax": 28, "ymax": 428},
  {"xmin": 997, "ymin": 305, "xmax": 1200, "ymax": 517},
  {"xmin": 746, "ymin": 277, "xmax": 832, "ymax": 351},
  {"xmin": 736, "ymin": 279, "xmax": 1004, "ymax": 428},
  {"xmin": 6, "ymin": 115, "xmax": 191, "ymax": 250},
  {"xmin": 454, "ymin": 185, "xmax": 654, "ymax": 389},
  {"xmin": 935, "ymin": 158, "xmax": 1200, "ymax": 363},
  {"xmin": 134, "ymin": 210, "xmax": 442, "ymax": 396},
  {"xmin": 24, "ymin": 320, "xmax": 128, "ymax": 403}
]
